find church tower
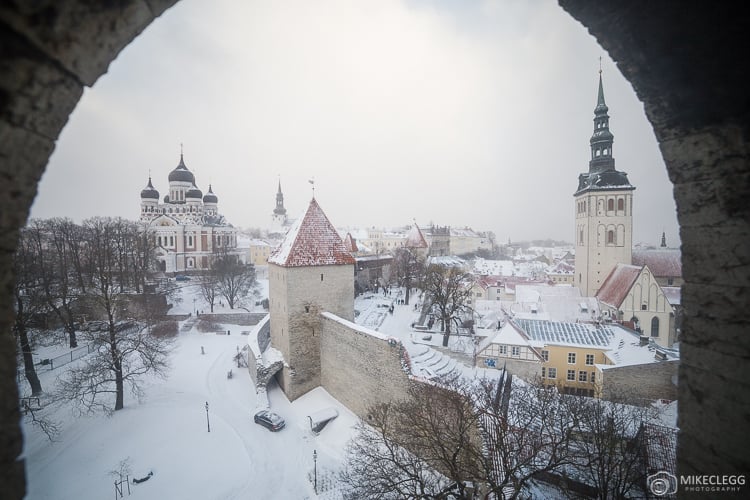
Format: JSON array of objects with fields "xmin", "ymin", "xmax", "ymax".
[
  {"xmin": 267, "ymin": 198, "xmax": 355, "ymax": 401},
  {"xmin": 574, "ymin": 71, "xmax": 635, "ymax": 296},
  {"xmin": 271, "ymin": 180, "xmax": 288, "ymax": 228}
]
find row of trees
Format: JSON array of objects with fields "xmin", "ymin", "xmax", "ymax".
[
  {"xmin": 12, "ymin": 217, "xmax": 171, "ymax": 412},
  {"xmin": 341, "ymin": 374, "xmax": 655, "ymax": 499}
]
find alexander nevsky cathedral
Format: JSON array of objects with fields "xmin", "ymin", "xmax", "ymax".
[{"xmin": 139, "ymin": 152, "xmax": 239, "ymax": 273}]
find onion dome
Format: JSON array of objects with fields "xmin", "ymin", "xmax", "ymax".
[
  {"xmin": 186, "ymin": 184, "xmax": 203, "ymax": 200},
  {"xmin": 168, "ymin": 154, "xmax": 195, "ymax": 183},
  {"xmin": 140, "ymin": 177, "xmax": 160, "ymax": 200},
  {"xmin": 203, "ymin": 184, "xmax": 218, "ymax": 204}
]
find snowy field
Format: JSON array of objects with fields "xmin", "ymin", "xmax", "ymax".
[
  {"xmin": 21, "ymin": 280, "xmax": 357, "ymax": 500},
  {"xmin": 21, "ymin": 282, "xmax": 504, "ymax": 500}
]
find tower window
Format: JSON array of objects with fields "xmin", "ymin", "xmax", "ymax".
[
  {"xmin": 617, "ymin": 198, "xmax": 624, "ymax": 211},
  {"xmin": 320, "ymin": 273, "xmax": 324, "ymax": 282},
  {"xmin": 607, "ymin": 230, "xmax": 615, "ymax": 244},
  {"xmin": 607, "ymin": 199, "xmax": 614, "ymax": 211}
]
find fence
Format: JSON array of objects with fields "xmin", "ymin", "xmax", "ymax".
[{"xmin": 38, "ymin": 343, "xmax": 97, "ymax": 371}]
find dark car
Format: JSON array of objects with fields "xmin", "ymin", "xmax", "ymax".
[
  {"xmin": 175, "ymin": 274, "xmax": 190, "ymax": 282},
  {"xmin": 254, "ymin": 410, "xmax": 285, "ymax": 432}
]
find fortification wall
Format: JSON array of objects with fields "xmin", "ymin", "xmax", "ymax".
[
  {"xmin": 320, "ymin": 313, "xmax": 412, "ymax": 419},
  {"xmin": 599, "ymin": 360, "xmax": 679, "ymax": 402}
]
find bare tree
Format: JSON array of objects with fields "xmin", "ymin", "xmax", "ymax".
[
  {"xmin": 340, "ymin": 375, "xmax": 580, "ymax": 499},
  {"xmin": 58, "ymin": 320, "xmax": 172, "ymax": 414},
  {"xmin": 566, "ymin": 395, "xmax": 655, "ymax": 499},
  {"xmin": 198, "ymin": 274, "xmax": 219, "ymax": 313},
  {"xmin": 213, "ymin": 253, "xmax": 256, "ymax": 310},
  {"xmin": 54, "ymin": 217, "xmax": 171, "ymax": 412},
  {"xmin": 12, "ymin": 231, "xmax": 44, "ymax": 396},
  {"xmin": 26, "ymin": 218, "xmax": 80, "ymax": 348},
  {"xmin": 420, "ymin": 264, "xmax": 475, "ymax": 347},
  {"xmin": 391, "ymin": 248, "xmax": 425, "ymax": 305}
]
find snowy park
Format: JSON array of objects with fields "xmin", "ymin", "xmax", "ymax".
[
  {"xmin": 20, "ymin": 280, "xmax": 481, "ymax": 500},
  {"xmin": 21, "ymin": 281, "xmax": 362, "ymax": 500}
]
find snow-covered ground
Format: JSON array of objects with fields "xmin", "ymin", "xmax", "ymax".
[{"xmin": 19, "ymin": 282, "xmax": 507, "ymax": 499}]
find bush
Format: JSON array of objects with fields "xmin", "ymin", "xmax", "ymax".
[
  {"xmin": 196, "ymin": 318, "xmax": 222, "ymax": 333},
  {"xmin": 150, "ymin": 321, "xmax": 178, "ymax": 338}
]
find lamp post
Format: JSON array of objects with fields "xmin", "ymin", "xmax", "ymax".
[
  {"xmin": 193, "ymin": 297, "xmax": 196, "ymax": 315},
  {"xmin": 313, "ymin": 449, "xmax": 318, "ymax": 494},
  {"xmin": 205, "ymin": 401, "xmax": 210, "ymax": 432}
]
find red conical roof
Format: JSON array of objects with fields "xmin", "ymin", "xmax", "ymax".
[{"xmin": 268, "ymin": 199, "xmax": 355, "ymax": 267}]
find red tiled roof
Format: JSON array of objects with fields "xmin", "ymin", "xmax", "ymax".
[
  {"xmin": 632, "ymin": 249, "xmax": 682, "ymax": 278},
  {"xmin": 343, "ymin": 233, "xmax": 359, "ymax": 253},
  {"xmin": 596, "ymin": 264, "xmax": 643, "ymax": 308},
  {"xmin": 405, "ymin": 224, "xmax": 428, "ymax": 248},
  {"xmin": 268, "ymin": 198, "xmax": 356, "ymax": 267}
]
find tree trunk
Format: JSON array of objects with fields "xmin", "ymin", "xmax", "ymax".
[
  {"xmin": 15, "ymin": 297, "xmax": 42, "ymax": 395},
  {"xmin": 108, "ymin": 324, "xmax": 125, "ymax": 411},
  {"xmin": 442, "ymin": 317, "xmax": 451, "ymax": 347}
]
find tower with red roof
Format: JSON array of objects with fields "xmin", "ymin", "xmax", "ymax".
[{"xmin": 267, "ymin": 198, "xmax": 355, "ymax": 401}]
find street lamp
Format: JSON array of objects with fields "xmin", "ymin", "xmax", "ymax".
[
  {"xmin": 205, "ymin": 401, "xmax": 210, "ymax": 433},
  {"xmin": 313, "ymin": 449, "xmax": 318, "ymax": 494},
  {"xmin": 193, "ymin": 297, "xmax": 196, "ymax": 315}
]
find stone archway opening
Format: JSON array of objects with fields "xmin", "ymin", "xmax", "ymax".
[{"xmin": 1, "ymin": 2, "xmax": 748, "ymax": 498}]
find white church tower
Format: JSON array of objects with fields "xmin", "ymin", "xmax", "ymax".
[{"xmin": 574, "ymin": 71, "xmax": 635, "ymax": 296}]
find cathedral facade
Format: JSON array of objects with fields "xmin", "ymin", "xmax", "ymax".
[{"xmin": 139, "ymin": 153, "xmax": 239, "ymax": 273}]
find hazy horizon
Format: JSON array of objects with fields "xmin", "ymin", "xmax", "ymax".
[{"xmin": 30, "ymin": 0, "xmax": 681, "ymax": 248}]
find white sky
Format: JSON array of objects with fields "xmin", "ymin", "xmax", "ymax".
[{"xmin": 30, "ymin": 0, "xmax": 680, "ymax": 246}]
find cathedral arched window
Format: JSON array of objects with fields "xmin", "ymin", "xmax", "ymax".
[
  {"xmin": 617, "ymin": 198, "xmax": 624, "ymax": 211},
  {"xmin": 607, "ymin": 199, "xmax": 614, "ymax": 211},
  {"xmin": 607, "ymin": 230, "xmax": 615, "ymax": 245},
  {"xmin": 651, "ymin": 317, "xmax": 660, "ymax": 337}
]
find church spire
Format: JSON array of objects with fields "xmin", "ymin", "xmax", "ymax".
[
  {"xmin": 589, "ymin": 69, "xmax": 615, "ymax": 174},
  {"xmin": 274, "ymin": 179, "xmax": 287, "ymax": 215}
]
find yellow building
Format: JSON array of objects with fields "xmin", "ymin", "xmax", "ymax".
[{"xmin": 478, "ymin": 317, "xmax": 678, "ymax": 400}]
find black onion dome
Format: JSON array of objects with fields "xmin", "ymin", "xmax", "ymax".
[
  {"xmin": 186, "ymin": 184, "xmax": 203, "ymax": 199},
  {"xmin": 140, "ymin": 177, "xmax": 160, "ymax": 199},
  {"xmin": 203, "ymin": 184, "xmax": 218, "ymax": 203},
  {"xmin": 168, "ymin": 154, "xmax": 195, "ymax": 183}
]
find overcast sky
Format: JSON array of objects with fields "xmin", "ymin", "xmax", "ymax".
[{"xmin": 31, "ymin": 0, "xmax": 679, "ymax": 247}]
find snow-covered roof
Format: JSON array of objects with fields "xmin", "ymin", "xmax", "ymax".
[
  {"xmin": 268, "ymin": 198, "xmax": 356, "ymax": 267},
  {"xmin": 596, "ymin": 263, "xmax": 643, "ymax": 308},
  {"xmin": 632, "ymin": 248, "xmax": 682, "ymax": 278},
  {"xmin": 514, "ymin": 318, "xmax": 613, "ymax": 348}
]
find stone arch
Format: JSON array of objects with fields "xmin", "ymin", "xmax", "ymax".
[{"xmin": 1, "ymin": 1, "xmax": 748, "ymax": 497}]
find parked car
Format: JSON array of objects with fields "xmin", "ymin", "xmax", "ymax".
[
  {"xmin": 175, "ymin": 274, "xmax": 190, "ymax": 282},
  {"xmin": 253, "ymin": 410, "xmax": 285, "ymax": 432}
]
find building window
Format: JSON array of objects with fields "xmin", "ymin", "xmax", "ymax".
[
  {"xmin": 567, "ymin": 370, "xmax": 576, "ymax": 381},
  {"xmin": 567, "ymin": 352, "xmax": 576, "ymax": 364},
  {"xmin": 591, "ymin": 371, "xmax": 596, "ymax": 383},
  {"xmin": 541, "ymin": 350, "xmax": 549, "ymax": 362},
  {"xmin": 579, "ymin": 371, "xmax": 588, "ymax": 382},
  {"xmin": 607, "ymin": 230, "xmax": 615, "ymax": 245},
  {"xmin": 498, "ymin": 345, "xmax": 507, "ymax": 355},
  {"xmin": 320, "ymin": 273, "xmax": 324, "ymax": 282},
  {"xmin": 607, "ymin": 199, "xmax": 614, "ymax": 211},
  {"xmin": 651, "ymin": 317, "xmax": 660, "ymax": 337},
  {"xmin": 511, "ymin": 346, "xmax": 520, "ymax": 357},
  {"xmin": 541, "ymin": 367, "xmax": 546, "ymax": 378},
  {"xmin": 641, "ymin": 304, "xmax": 648, "ymax": 310},
  {"xmin": 548, "ymin": 368, "xmax": 556, "ymax": 379},
  {"xmin": 617, "ymin": 198, "xmax": 624, "ymax": 211},
  {"xmin": 585, "ymin": 354, "xmax": 594, "ymax": 365}
]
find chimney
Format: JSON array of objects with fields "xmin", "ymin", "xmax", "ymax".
[
  {"xmin": 655, "ymin": 351, "xmax": 667, "ymax": 361},
  {"xmin": 640, "ymin": 336, "xmax": 650, "ymax": 346}
]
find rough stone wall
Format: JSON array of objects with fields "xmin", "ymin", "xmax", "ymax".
[
  {"xmin": 0, "ymin": 2, "xmax": 178, "ymax": 498},
  {"xmin": 599, "ymin": 360, "xmax": 678, "ymax": 403},
  {"xmin": 196, "ymin": 312, "xmax": 265, "ymax": 326},
  {"xmin": 559, "ymin": 1, "xmax": 750, "ymax": 492},
  {"xmin": 320, "ymin": 315, "xmax": 412, "ymax": 419},
  {"xmin": 271, "ymin": 263, "xmax": 354, "ymax": 401}
]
